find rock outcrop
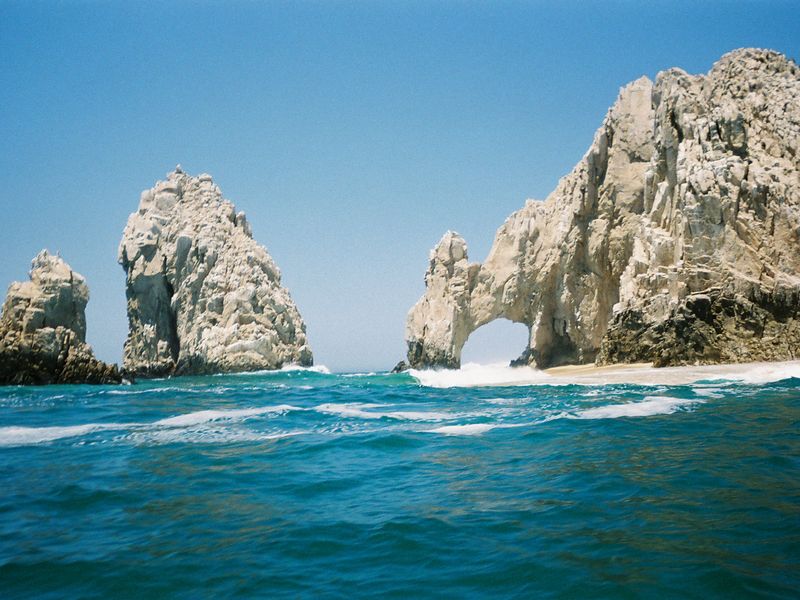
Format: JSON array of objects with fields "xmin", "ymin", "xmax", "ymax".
[
  {"xmin": 119, "ymin": 167, "xmax": 313, "ymax": 377},
  {"xmin": 406, "ymin": 48, "xmax": 800, "ymax": 369},
  {"xmin": 0, "ymin": 251, "xmax": 121, "ymax": 385}
]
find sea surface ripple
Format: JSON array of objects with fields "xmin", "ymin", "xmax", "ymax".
[{"xmin": 1, "ymin": 363, "xmax": 799, "ymax": 598}]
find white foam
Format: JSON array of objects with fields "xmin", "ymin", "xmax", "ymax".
[
  {"xmin": 693, "ymin": 387, "xmax": 725, "ymax": 398},
  {"xmin": 410, "ymin": 360, "xmax": 800, "ymax": 388},
  {"xmin": 410, "ymin": 362, "xmax": 553, "ymax": 388},
  {"xmin": 386, "ymin": 410, "xmax": 451, "ymax": 420},
  {"xmin": 721, "ymin": 362, "xmax": 800, "ymax": 384},
  {"xmin": 426, "ymin": 421, "xmax": 532, "ymax": 436},
  {"xmin": 485, "ymin": 397, "xmax": 526, "ymax": 405},
  {"xmin": 212, "ymin": 364, "xmax": 332, "ymax": 377},
  {"xmin": 126, "ymin": 428, "xmax": 307, "ymax": 445},
  {"xmin": 574, "ymin": 396, "xmax": 702, "ymax": 419},
  {"xmin": 0, "ymin": 423, "xmax": 132, "ymax": 446},
  {"xmin": 0, "ymin": 404, "xmax": 304, "ymax": 446},
  {"xmin": 314, "ymin": 403, "xmax": 450, "ymax": 421},
  {"xmin": 428, "ymin": 423, "xmax": 498, "ymax": 436},
  {"xmin": 105, "ymin": 387, "xmax": 178, "ymax": 396},
  {"xmin": 280, "ymin": 364, "xmax": 331, "ymax": 374},
  {"xmin": 154, "ymin": 405, "xmax": 301, "ymax": 427}
]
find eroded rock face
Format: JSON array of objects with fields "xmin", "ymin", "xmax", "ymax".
[
  {"xmin": 0, "ymin": 251, "xmax": 121, "ymax": 385},
  {"xmin": 119, "ymin": 167, "xmax": 313, "ymax": 376},
  {"xmin": 406, "ymin": 48, "xmax": 800, "ymax": 369}
]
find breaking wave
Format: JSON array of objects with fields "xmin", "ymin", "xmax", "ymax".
[
  {"xmin": 573, "ymin": 396, "xmax": 703, "ymax": 419},
  {"xmin": 154, "ymin": 405, "xmax": 302, "ymax": 427},
  {"xmin": 214, "ymin": 364, "xmax": 332, "ymax": 376},
  {"xmin": 409, "ymin": 362, "xmax": 552, "ymax": 388},
  {"xmin": 313, "ymin": 403, "xmax": 451, "ymax": 421},
  {"xmin": 0, "ymin": 423, "xmax": 133, "ymax": 446},
  {"xmin": 409, "ymin": 360, "xmax": 800, "ymax": 388},
  {"xmin": 3, "ymin": 359, "xmax": 797, "ymax": 447}
]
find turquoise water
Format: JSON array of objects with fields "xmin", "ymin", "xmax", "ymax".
[{"xmin": 1, "ymin": 364, "xmax": 799, "ymax": 598}]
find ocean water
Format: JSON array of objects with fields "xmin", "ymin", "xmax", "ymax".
[{"xmin": 1, "ymin": 362, "xmax": 799, "ymax": 599}]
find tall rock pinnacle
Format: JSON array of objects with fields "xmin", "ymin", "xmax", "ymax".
[{"xmin": 119, "ymin": 169, "xmax": 313, "ymax": 377}]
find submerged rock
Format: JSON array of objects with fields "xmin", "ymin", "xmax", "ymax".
[
  {"xmin": 406, "ymin": 48, "xmax": 800, "ymax": 369},
  {"xmin": 390, "ymin": 360, "xmax": 409, "ymax": 373},
  {"xmin": 119, "ymin": 168, "xmax": 313, "ymax": 377},
  {"xmin": 0, "ymin": 251, "xmax": 120, "ymax": 385}
]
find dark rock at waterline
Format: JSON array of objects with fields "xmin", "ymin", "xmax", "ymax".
[
  {"xmin": 597, "ymin": 286, "xmax": 800, "ymax": 367},
  {"xmin": 390, "ymin": 360, "xmax": 409, "ymax": 373},
  {"xmin": 0, "ymin": 251, "xmax": 121, "ymax": 386},
  {"xmin": 0, "ymin": 337, "xmax": 120, "ymax": 385}
]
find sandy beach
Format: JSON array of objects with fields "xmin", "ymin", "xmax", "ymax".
[
  {"xmin": 543, "ymin": 360, "xmax": 800, "ymax": 386},
  {"xmin": 409, "ymin": 360, "xmax": 800, "ymax": 388}
]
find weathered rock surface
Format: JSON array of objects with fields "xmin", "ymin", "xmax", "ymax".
[
  {"xmin": 390, "ymin": 360, "xmax": 409, "ymax": 373},
  {"xmin": 406, "ymin": 48, "xmax": 800, "ymax": 369},
  {"xmin": 119, "ymin": 167, "xmax": 313, "ymax": 377},
  {"xmin": 0, "ymin": 251, "xmax": 121, "ymax": 385}
]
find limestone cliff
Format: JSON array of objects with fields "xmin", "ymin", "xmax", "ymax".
[
  {"xmin": 119, "ymin": 167, "xmax": 313, "ymax": 376},
  {"xmin": 406, "ymin": 48, "xmax": 800, "ymax": 369},
  {"xmin": 0, "ymin": 251, "xmax": 120, "ymax": 385}
]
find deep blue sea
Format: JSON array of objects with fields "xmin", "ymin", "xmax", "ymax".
[{"xmin": 1, "ymin": 362, "xmax": 799, "ymax": 599}]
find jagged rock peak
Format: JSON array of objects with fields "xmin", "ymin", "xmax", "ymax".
[
  {"xmin": 3, "ymin": 250, "xmax": 88, "ymax": 340},
  {"xmin": 712, "ymin": 47, "xmax": 796, "ymax": 75},
  {"xmin": 119, "ymin": 168, "xmax": 313, "ymax": 377},
  {"xmin": 405, "ymin": 48, "xmax": 800, "ymax": 369},
  {"xmin": 0, "ymin": 251, "xmax": 120, "ymax": 385}
]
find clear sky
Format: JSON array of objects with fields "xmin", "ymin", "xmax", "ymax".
[{"xmin": 1, "ymin": 1, "xmax": 798, "ymax": 372}]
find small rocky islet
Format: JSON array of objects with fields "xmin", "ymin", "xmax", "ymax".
[
  {"xmin": 0, "ymin": 251, "xmax": 120, "ymax": 385},
  {"xmin": 2, "ymin": 48, "xmax": 800, "ymax": 385}
]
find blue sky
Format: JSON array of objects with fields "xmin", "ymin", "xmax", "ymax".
[{"xmin": 1, "ymin": 1, "xmax": 798, "ymax": 371}]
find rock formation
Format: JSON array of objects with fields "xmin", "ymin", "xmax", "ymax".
[
  {"xmin": 0, "ymin": 251, "xmax": 121, "ymax": 385},
  {"xmin": 119, "ymin": 167, "xmax": 313, "ymax": 377},
  {"xmin": 406, "ymin": 48, "xmax": 800, "ymax": 369}
]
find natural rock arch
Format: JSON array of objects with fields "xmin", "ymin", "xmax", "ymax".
[
  {"xmin": 460, "ymin": 318, "xmax": 531, "ymax": 366},
  {"xmin": 405, "ymin": 49, "xmax": 800, "ymax": 370},
  {"xmin": 404, "ymin": 227, "xmax": 597, "ymax": 370}
]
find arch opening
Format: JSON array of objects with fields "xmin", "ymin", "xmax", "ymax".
[{"xmin": 460, "ymin": 318, "xmax": 530, "ymax": 367}]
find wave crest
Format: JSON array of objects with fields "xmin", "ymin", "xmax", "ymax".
[
  {"xmin": 409, "ymin": 363, "xmax": 551, "ymax": 388},
  {"xmin": 574, "ymin": 396, "xmax": 702, "ymax": 419}
]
